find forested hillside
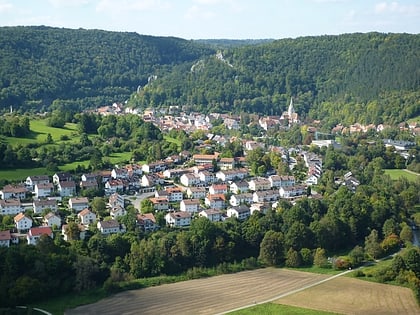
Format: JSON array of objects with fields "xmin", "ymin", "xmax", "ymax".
[
  {"xmin": 0, "ymin": 26, "xmax": 214, "ymax": 111},
  {"xmin": 1, "ymin": 27, "xmax": 419, "ymax": 124},
  {"xmin": 130, "ymin": 32, "xmax": 420, "ymax": 124}
]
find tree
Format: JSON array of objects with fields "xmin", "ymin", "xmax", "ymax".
[
  {"xmin": 313, "ymin": 247, "xmax": 329, "ymax": 268},
  {"xmin": 399, "ymin": 224, "xmax": 413, "ymax": 244},
  {"xmin": 382, "ymin": 218, "xmax": 399, "ymax": 238},
  {"xmin": 285, "ymin": 247, "xmax": 302, "ymax": 267},
  {"xmin": 364, "ymin": 229, "xmax": 383, "ymax": 260},
  {"xmin": 91, "ymin": 197, "xmax": 107, "ymax": 218},
  {"xmin": 73, "ymin": 256, "xmax": 100, "ymax": 292},
  {"xmin": 403, "ymin": 248, "xmax": 420, "ymax": 277},
  {"xmin": 258, "ymin": 230, "xmax": 285, "ymax": 266},
  {"xmin": 300, "ymin": 248, "xmax": 313, "ymax": 266},
  {"xmin": 348, "ymin": 245, "xmax": 365, "ymax": 266},
  {"xmin": 140, "ymin": 199, "xmax": 154, "ymax": 214}
]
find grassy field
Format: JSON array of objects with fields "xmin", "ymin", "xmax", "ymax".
[
  {"xmin": 0, "ymin": 167, "xmax": 50, "ymax": 182},
  {"xmin": 384, "ymin": 169, "xmax": 419, "ymax": 181},
  {"xmin": 5, "ymin": 119, "xmax": 79, "ymax": 145}
]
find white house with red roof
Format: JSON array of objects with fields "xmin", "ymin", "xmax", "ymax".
[
  {"xmin": 27, "ymin": 226, "xmax": 53, "ymax": 245},
  {"xmin": 136, "ymin": 213, "xmax": 158, "ymax": 232},
  {"xmin": 14, "ymin": 213, "xmax": 33, "ymax": 232},
  {"xmin": 97, "ymin": 219, "xmax": 126, "ymax": 235},
  {"xmin": 186, "ymin": 187, "xmax": 207, "ymax": 199},
  {"xmin": 209, "ymin": 183, "xmax": 228, "ymax": 195}
]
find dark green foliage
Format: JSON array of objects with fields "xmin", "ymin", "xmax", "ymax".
[{"xmin": 0, "ymin": 26, "xmax": 213, "ymax": 110}]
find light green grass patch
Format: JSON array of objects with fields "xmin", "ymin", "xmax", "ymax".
[
  {"xmin": 108, "ymin": 152, "xmax": 133, "ymax": 165},
  {"xmin": 228, "ymin": 303, "xmax": 338, "ymax": 315},
  {"xmin": 285, "ymin": 266, "xmax": 340, "ymax": 275},
  {"xmin": 5, "ymin": 119, "xmax": 80, "ymax": 146},
  {"xmin": 0, "ymin": 167, "xmax": 50, "ymax": 182},
  {"xmin": 164, "ymin": 135, "xmax": 182, "ymax": 149},
  {"xmin": 384, "ymin": 169, "xmax": 419, "ymax": 182}
]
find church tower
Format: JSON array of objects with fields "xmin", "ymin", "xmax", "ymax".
[{"xmin": 287, "ymin": 97, "xmax": 294, "ymax": 117}]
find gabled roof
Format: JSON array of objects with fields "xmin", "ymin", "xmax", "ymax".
[
  {"xmin": 14, "ymin": 213, "xmax": 32, "ymax": 222},
  {"xmin": 29, "ymin": 226, "xmax": 52, "ymax": 237},
  {"xmin": 0, "ymin": 230, "xmax": 11, "ymax": 241}
]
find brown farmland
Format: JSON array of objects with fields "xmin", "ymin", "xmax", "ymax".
[{"xmin": 65, "ymin": 268, "xmax": 419, "ymax": 315}]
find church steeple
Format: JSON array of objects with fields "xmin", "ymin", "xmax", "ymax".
[{"xmin": 287, "ymin": 97, "xmax": 294, "ymax": 117}]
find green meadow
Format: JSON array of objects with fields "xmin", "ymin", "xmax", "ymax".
[
  {"xmin": 5, "ymin": 119, "xmax": 79, "ymax": 145},
  {"xmin": 384, "ymin": 169, "xmax": 419, "ymax": 182}
]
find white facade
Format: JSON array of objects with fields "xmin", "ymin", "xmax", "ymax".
[
  {"xmin": 165, "ymin": 211, "xmax": 192, "ymax": 227},
  {"xmin": 78, "ymin": 209, "xmax": 97, "ymax": 226},
  {"xmin": 226, "ymin": 205, "xmax": 250, "ymax": 221},
  {"xmin": 0, "ymin": 199, "xmax": 22, "ymax": 215},
  {"xmin": 180, "ymin": 199, "xmax": 200, "ymax": 213}
]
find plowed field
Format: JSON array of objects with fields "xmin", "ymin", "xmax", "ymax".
[{"xmin": 65, "ymin": 268, "xmax": 419, "ymax": 315}]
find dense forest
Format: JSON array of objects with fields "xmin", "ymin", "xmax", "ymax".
[
  {"xmin": 0, "ymin": 27, "xmax": 419, "ymax": 124},
  {"xmin": 0, "ymin": 26, "xmax": 214, "ymax": 111}
]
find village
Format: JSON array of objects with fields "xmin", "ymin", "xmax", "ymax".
[{"xmin": 0, "ymin": 99, "xmax": 417, "ymax": 248}]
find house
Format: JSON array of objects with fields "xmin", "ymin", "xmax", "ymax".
[
  {"xmin": 198, "ymin": 171, "xmax": 216, "ymax": 185},
  {"xmin": 27, "ymin": 226, "xmax": 53, "ymax": 245},
  {"xmin": 14, "ymin": 213, "xmax": 33, "ymax": 232},
  {"xmin": 142, "ymin": 161, "xmax": 167, "ymax": 173},
  {"xmin": 218, "ymin": 157, "xmax": 235, "ymax": 170},
  {"xmin": 165, "ymin": 186, "xmax": 183, "ymax": 202},
  {"xmin": 61, "ymin": 224, "xmax": 86, "ymax": 241},
  {"xmin": 186, "ymin": 187, "xmax": 207, "ymax": 199},
  {"xmin": 0, "ymin": 184, "xmax": 27, "ymax": 200},
  {"xmin": 226, "ymin": 205, "xmax": 251, "ymax": 221},
  {"xmin": 165, "ymin": 211, "xmax": 192, "ymax": 227},
  {"xmin": 52, "ymin": 172, "xmax": 73, "ymax": 185},
  {"xmin": 136, "ymin": 213, "xmax": 158, "ymax": 232},
  {"xmin": 108, "ymin": 193, "xmax": 125, "ymax": 209},
  {"xmin": 248, "ymin": 177, "xmax": 271, "ymax": 191},
  {"xmin": 250, "ymin": 202, "xmax": 269, "ymax": 215},
  {"xmin": 216, "ymin": 168, "xmax": 249, "ymax": 182},
  {"xmin": 57, "ymin": 180, "xmax": 77, "ymax": 197},
  {"xmin": 0, "ymin": 199, "xmax": 22, "ymax": 215},
  {"xmin": 229, "ymin": 192, "xmax": 253, "ymax": 206},
  {"xmin": 180, "ymin": 199, "xmax": 200, "ymax": 213},
  {"xmin": 111, "ymin": 168, "xmax": 129, "ymax": 180},
  {"xmin": 209, "ymin": 183, "xmax": 228, "ymax": 195},
  {"xmin": 199, "ymin": 209, "xmax": 222, "ymax": 222},
  {"xmin": 97, "ymin": 219, "xmax": 126, "ymax": 235},
  {"xmin": 33, "ymin": 199, "xmax": 58, "ymax": 214},
  {"xmin": 43, "ymin": 212, "xmax": 61, "ymax": 228},
  {"xmin": 78, "ymin": 208, "xmax": 97, "ymax": 226},
  {"xmin": 81, "ymin": 173, "xmax": 98, "ymax": 182},
  {"xmin": 230, "ymin": 181, "xmax": 249, "ymax": 194},
  {"xmin": 279, "ymin": 185, "xmax": 307, "ymax": 199},
  {"xmin": 306, "ymin": 175, "xmax": 319, "ymax": 186},
  {"xmin": 205, "ymin": 194, "xmax": 226, "ymax": 210},
  {"xmin": 180, "ymin": 173, "xmax": 201, "ymax": 187},
  {"xmin": 79, "ymin": 180, "xmax": 99, "ymax": 190},
  {"xmin": 253, "ymin": 190, "xmax": 280, "ymax": 203},
  {"xmin": 110, "ymin": 206, "xmax": 126, "ymax": 219},
  {"xmin": 69, "ymin": 197, "xmax": 89, "ymax": 213},
  {"xmin": 25, "ymin": 175, "xmax": 49, "ymax": 191},
  {"xmin": 268, "ymin": 175, "xmax": 296, "ymax": 188},
  {"xmin": 34, "ymin": 182, "xmax": 54, "ymax": 199},
  {"xmin": 193, "ymin": 154, "xmax": 219, "ymax": 165},
  {"xmin": 0, "ymin": 230, "xmax": 12, "ymax": 247},
  {"xmin": 163, "ymin": 168, "xmax": 188, "ymax": 179},
  {"xmin": 105, "ymin": 179, "xmax": 125, "ymax": 194},
  {"xmin": 149, "ymin": 197, "xmax": 169, "ymax": 211},
  {"xmin": 141, "ymin": 174, "xmax": 163, "ymax": 187},
  {"xmin": 125, "ymin": 163, "xmax": 143, "ymax": 177}
]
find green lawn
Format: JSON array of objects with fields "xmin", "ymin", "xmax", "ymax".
[
  {"xmin": 0, "ymin": 167, "xmax": 51, "ymax": 182},
  {"xmin": 5, "ymin": 119, "xmax": 79, "ymax": 146},
  {"xmin": 384, "ymin": 169, "xmax": 419, "ymax": 182},
  {"xmin": 164, "ymin": 135, "xmax": 182, "ymax": 149},
  {"xmin": 228, "ymin": 303, "xmax": 338, "ymax": 315}
]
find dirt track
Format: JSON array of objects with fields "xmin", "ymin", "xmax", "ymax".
[{"xmin": 66, "ymin": 268, "xmax": 328, "ymax": 315}]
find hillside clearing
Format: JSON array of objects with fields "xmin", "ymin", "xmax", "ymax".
[{"xmin": 384, "ymin": 169, "xmax": 419, "ymax": 181}]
